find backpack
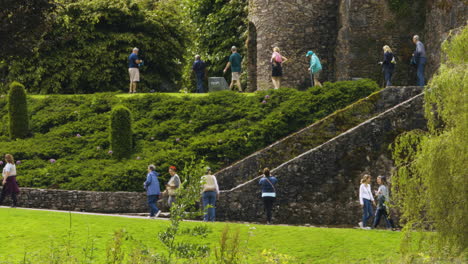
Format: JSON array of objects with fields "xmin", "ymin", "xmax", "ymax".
[{"xmin": 273, "ymin": 52, "xmax": 282, "ymax": 63}]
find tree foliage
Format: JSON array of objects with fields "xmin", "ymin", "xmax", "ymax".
[
  {"xmin": 0, "ymin": 0, "xmax": 55, "ymax": 59},
  {"xmin": 110, "ymin": 105, "xmax": 133, "ymax": 160},
  {"xmin": 391, "ymin": 26, "xmax": 467, "ymax": 261},
  {"xmin": 7, "ymin": 81, "xmax": 29, "ymax": 139},
  {"xmin": 5, "ymin": 0, "xmax": 188, "ymax": 94},
  {"xmin": 181, "ymin": 0, "xmax": 248, "ymax": 89}
]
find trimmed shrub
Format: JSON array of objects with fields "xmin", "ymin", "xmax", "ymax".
[
  {"xmin": 0, "ymin": 79, "xmax": 380, "ymax": 191},
  {"xmin": 7, "ymin": 81, "xmax": 29, "ymax": 139},
  {"xmin": 110, "ymin": 105, "xmax": 133, "ymax": 160}
]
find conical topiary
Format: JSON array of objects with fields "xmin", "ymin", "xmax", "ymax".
[
  {"xmin": 8, "ymin": 81, "xmax": 29, "ymax": 139},
  {"xmin": 110, "ymin": 105, "xmax": 133, "ymax": 159}
]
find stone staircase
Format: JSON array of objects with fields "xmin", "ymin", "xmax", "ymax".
[{"xmin": 215, "ymin": 87, "xmax": 426, "ymax": 225}]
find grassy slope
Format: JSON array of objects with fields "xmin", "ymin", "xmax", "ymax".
[{"xmin": 0, "ymin": 208, "xmax": 400, "ymax": 263}]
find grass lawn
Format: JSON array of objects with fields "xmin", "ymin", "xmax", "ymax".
[{"xmin": 0, "ymin": 208, "xmax": 401, "ymax": 263}]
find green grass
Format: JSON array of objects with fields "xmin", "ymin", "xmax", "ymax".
[{"xmin": 0, "ymin": 208, "xmax": 401, "ymax": 263}]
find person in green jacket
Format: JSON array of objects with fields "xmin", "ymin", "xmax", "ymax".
[{"xmin": 306, "ymin": 51, "xmax": 322, "ymax": 87}]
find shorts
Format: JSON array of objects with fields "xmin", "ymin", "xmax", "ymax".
[
  {"xmin": 231, "ymin": 72, "xmax": 240, "ymax": 81},
  {"xmin": 129, "ymin": 68, "xmax": 140, "ymax": 82},
  {"xmin": 312, "ymin": 70, "xmax": 321, "ymax": 79}
]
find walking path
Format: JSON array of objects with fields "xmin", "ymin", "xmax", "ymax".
[{"xmin": 0, "ymin": 206, "xmax": 364, "ymax": 229}]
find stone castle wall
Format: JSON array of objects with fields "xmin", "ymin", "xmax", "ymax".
[
  {"xmin": 216, "ymin": 92, "xmax": 426, "ymax": 225},
  {"xmin": 215, "ymin": 86, "xmax": 423, "ymax": 190},
  {"xmin": 249, "ymin": 0, "xmax": 339, "ymax": 90},
  {"xmin": 249, "ymin": 0, "xmax": 467, "ymax": 90}
]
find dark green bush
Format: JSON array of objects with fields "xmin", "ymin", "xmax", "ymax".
[
  {"xmin": 0, "ymin": 79, "xmax": 379, "ymax": 191},
  {"xmin": 110, "ymin": 105, "xmax": 133, "ymax": 160},
  {"xmin": 5, "ymin": 0, "xmax": 188, "ymax": 94},
  {"xmin": 7, "ymin": 81, "xmax": 29, "ymax": 139}
]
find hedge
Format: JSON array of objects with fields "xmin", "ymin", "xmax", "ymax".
[{"xmin": 7, "ymin": 81, "xmax": 29, "ymax": 139}]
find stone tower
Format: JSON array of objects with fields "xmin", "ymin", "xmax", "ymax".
[
  {"xmin": 248, "ymin": 0, "xmax": 467, "ymax": 90},
  {"xmin": 248, "ymin": 0, "xmax": 339, "ymax": 90}
]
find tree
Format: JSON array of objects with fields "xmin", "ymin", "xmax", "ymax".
[
  {"xmin": 391, "ymin": 26, "xmax": 467, "ymax": 261},
  {"xmin": 0, "ymin": 0, "xmax": 54, "ymax": 59},
  {"xmin": 7, "ymin": 81, "xmax": 29, "ymax": 139},
  {"xmin": 6, "ymin": 0, "xmax": 188, "ymax": 94},
  {"xmin": 110, "ymin": 105, "xmax": 133, "ymax": 159}
]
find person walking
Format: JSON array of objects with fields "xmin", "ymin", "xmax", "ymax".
[
  {"xmin": 201, "ymin": 167, "xmax": 219, "ymax": 222},
  {"xmin": 306, "ymin": 50, "xmax": 322, "ymax": 87},
  {"xmin": 412, "ymin": 35, "xmax": 426, "ymax": 86},
  {"xmin": 165, "ymin": 166, "xmax": 180, "ymax": 208},
  {"xmin": 192, "ymin": 55, "xmax": 207, "ymax": 93},
  {"xmin": 128, "ymin": 47, "xmax": 143, "ymax": 93},
  {"xmin": 379, "ymin": 45, "xmax": 396, "ymax": 87},
  {"xmin": 0, "ymin": 154, "xmax": 20, "ymax": 207},
  {"xmin": 358, "ymin": 174, "xmax": 375, "ymax": 229},
  {"xmin": 259, "ymin": 168, "xmax": 278, "ymax": 224},
  {"xmin": 223, "ymin": 46, "xmax": 243, "ymax": 92},
  {"xmin": 144, "ymin": 164, "xmax": 161, "ymax": 218},
  {"xmin": 372, "ymin": 176, "xmax": 395, "ymax": 229},
  {"xmin": 271, "ymin": 47, "xmax": 288, "ymax": 89}
]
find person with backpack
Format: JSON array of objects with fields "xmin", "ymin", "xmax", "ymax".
[
  {"xmin": 306, "ymin": 50, "xmax": 322, "ymax": 87},
  {"xmin": 358, "ymin": 174, "xmax": 375, "ymax": 229},
  {"xmin": 259, "ymin": 168, "xmax": 278, "ymax": 224},
  {"xmin": 144, "ymin": 164, "xmax": 161, "ymax": 219},
  {"xmin": 379, "ymin": 45, "xmax": 396, "ymax": 87},
  {"xmin": 201, "ymin": 167, "xmax": 219, "ymax": 222},
  {"xmin": 271, "ymin": 47, "xmax": 288, "ymax": 89},
  {"xmin": 372, "ymin": 176, "xmax": 395, "ymax": 229}
]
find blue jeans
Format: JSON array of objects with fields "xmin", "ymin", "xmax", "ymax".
[
  {"xmin": 196, "ymin": 73, "xmax": 205, "ymax": 93},
  {"xmin": 384, "ymin": 69, "xmax": 393, "ymax": 87},
  {"xmin": 147, "ymin": 195, "xmax": 160, "ymax": 216},
  {"xmin": 362, "ymin": 199, "xmax": 373, "ymax": 227},
  {"xmin": 202, "ymin": 191, "xmax": 217, "ymax": 221},
  {"xmin": 373, "ymin": 207, "xmax": 394, "ymax": 228},
  {"xmin": 416, "ymin": 57, "xmax": 426, "ymax": 86}
]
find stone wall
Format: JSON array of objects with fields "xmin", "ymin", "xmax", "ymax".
[
  {"xmin": 334, "ymin": 0, "xmax": 426, "ymax": 85},
  {"xmin": 216, "ymin": 92, "xmax": 426, "ymax": 225},
  {"xmin": 0, "ymin": 187, "xmax": 148, "ymax": 213},
  {"xmin": 215, "ymin": 86, "xmax": 423, "ymax": 190},
  {"xmin": 249, "ymin": 0, "xmax": 339, "ymax": 90},
  {"xmin": 424, "ymin": 0, "xmax": 467, "ymax": 78},
  {"xmin": 249, "ymin": 0, "xmax": 467, "ymax": 89}
]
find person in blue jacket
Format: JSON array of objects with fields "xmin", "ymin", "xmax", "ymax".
[
  {"xmin": 259, "ymin": 168, "xmax": 278, "ymax": 224},
  {"xmin": 306, "ymin": 50, "xmax": 322, "ymax": 87},
  {"xmin": 144, "ymin": 164, "xmax": 161, "ymax": 218}
]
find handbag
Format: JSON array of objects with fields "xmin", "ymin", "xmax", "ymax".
[{"xmin": 264, "ymin": 177, "xmax": 276, "ymax": 193}]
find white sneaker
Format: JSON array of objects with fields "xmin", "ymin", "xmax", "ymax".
[
  {"xmin": 147, "ymin": 216, "xmax": 155, "ymax": 219},
  {"xmin": 358, "ymin": 222, "xmax": 363, "ymax": 228},
  {"xmin": 365, "ymin": 227, "xmax": 372, "ymax": 230},
  {"xmin": 155, "ymin": 210, "xmax": 161, "ymax": 218}
]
